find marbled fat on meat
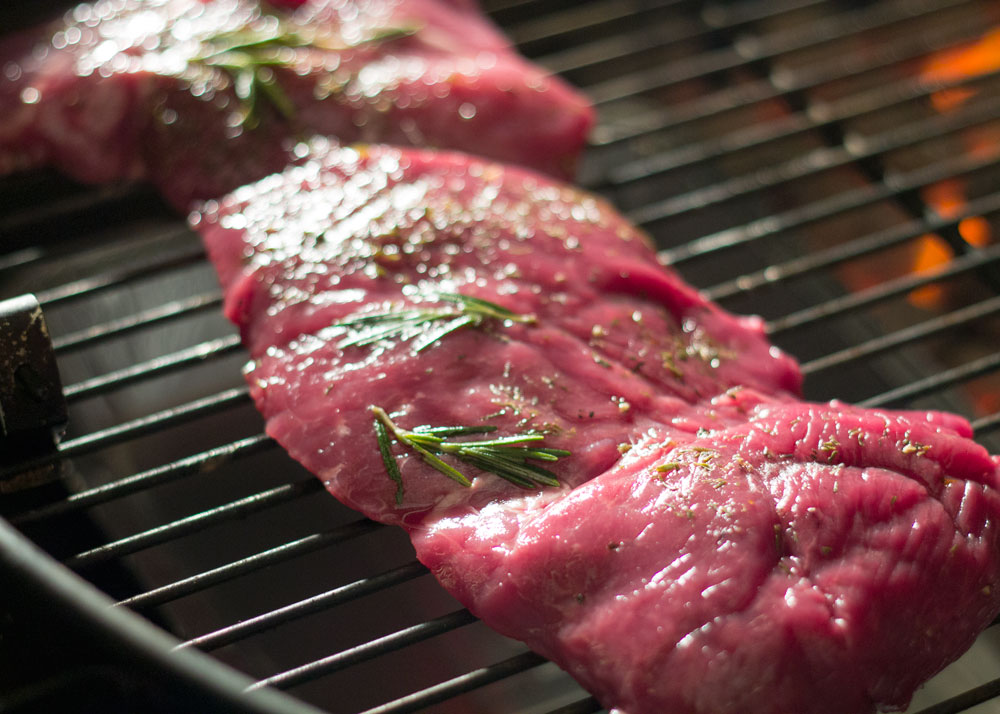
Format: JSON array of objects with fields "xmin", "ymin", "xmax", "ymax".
[
  {"xmin": 0, "ymin": 0, "xmax": 592, "ymax": 209},
  {"xmin": 195, "ymin": 143, "xmax": 1000, "ymax": 714}
]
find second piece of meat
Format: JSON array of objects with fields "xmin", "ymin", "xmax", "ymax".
[{"xmin": 0, "ymin": 0, "xmax": 592, "ymax": 209}]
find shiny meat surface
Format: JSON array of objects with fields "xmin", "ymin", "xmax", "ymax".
[
  {"xmin": 195, "ymin": 143, "xmax": 1000, "ymax": 714},
  {"xmin": 418, "ymin": 396, "xmax": 1000, "ymax": 714},
  {"xmin": 197, "ymin": 142, "xmax": 801, "ymax": 521},
  {"xmin": 0, "ymin": 0, "xmax": 592, "ymax": 209}
]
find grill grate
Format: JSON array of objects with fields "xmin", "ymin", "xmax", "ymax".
[{"xmin": 4, "ymin": 0, "xmax": 1000, "ymax": 712}]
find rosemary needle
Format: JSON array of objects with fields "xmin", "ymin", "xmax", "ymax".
[
  {"xmin": 335, "ymin": 293, "xmax": 535, "ymax": 353},
  {"xmin": 371, "ymin": 406, "xmax": 567, "ymax": 503},
  {"xmin": 373, "ymin": 416, "xmax": 405, "ymax": 505}
]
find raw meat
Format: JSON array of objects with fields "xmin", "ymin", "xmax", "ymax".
[
  {"xmin": 418, "ymin": 396, "xmax": 1000, "ymax": 714},
  {"xmin": 197, "ymin": 141, "xmax": 802, "ymax": 521},
  {"xmin": 0, "ymin": 0, "xmax": 592, "ymax": 209},
  {"xmin": 194, "ymin": 142, "xmax": 1000, "ymax": 714}
]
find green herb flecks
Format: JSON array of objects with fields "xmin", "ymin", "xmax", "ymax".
[
  {"xmin": 335, "ymin": 293, "xmax": 535, "ymax": 353},
  {"xmin": 190, "ymin": 20, "xmax": 420, "ymax": 128},
  {"xmin": 190, "ymin": 24, "xmax": 305, "ymax": 128},
  {"xmin": 371, "ymin": 406, "xmax": 567, "ymax": 503}
]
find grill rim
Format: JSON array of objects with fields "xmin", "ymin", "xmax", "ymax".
[{"xmin": 0, "ymin": 516, "xmax": 324, "ymax": 714}]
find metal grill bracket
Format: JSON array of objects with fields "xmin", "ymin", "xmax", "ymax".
[{"xmin": 0, "ymin": 294, "xmax": 67, "ymax": 487}]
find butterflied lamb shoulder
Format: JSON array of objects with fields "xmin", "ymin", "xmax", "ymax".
[
  {"xmin": 194, "ymin": 143, "xmax": 1000, "ymax": 714},
  {"xmin": 0, "ymin": 0, "xmax": 592, "ymax": 209}
]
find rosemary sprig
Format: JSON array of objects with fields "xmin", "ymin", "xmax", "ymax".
[
  {"xmin": 371, "ymin": 406, "xmax": 567, "ymax": 503},
  {"xmin": 335, "ymin": 293, "xmax": 535, "ymax": 353},
  {"xmin": 189, "ymin": 21, "xmax": 420, "ymax": 128},
  {"xmin": 190, "ymin": 25, "xmax": 306, "ymax": 128}
]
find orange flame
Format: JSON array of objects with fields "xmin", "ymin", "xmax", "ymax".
[
  {"xmin": 906, "ymin": 31, "xmax": 1000, "ymax": 308},
  {"xmin": 907, "ymin": 237, "xmax": 952, "ymax": 309},
  {"xmin": 922, "ymin": 28, "xmax": 1000, "ymax": 113},
  {"xmin": 909, "ymin": 178, "xmax": 993, "ymax": 308}
]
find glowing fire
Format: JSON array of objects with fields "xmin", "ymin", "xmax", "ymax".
[
  {"xmin": 907, "ymin": 32, "xmax": 1000, "ymax": 307},
  {"xmin": 910, "ymin": 180, "xmax": 965, "ymax": 308},
  {"xmin": 909, "ymin": 177, "xmax": 995, "ymax": 308},
  {"xmin": 922, "ymin": 28, "xmax": 1000, "ymax": 113}
]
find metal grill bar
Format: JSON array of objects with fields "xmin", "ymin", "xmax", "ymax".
[
  {"xmin": 52, "ymin": 291, "xmax": 222, "ymax": 352},
  {"xmin": 483, "ymin": 0, "xmax": 536, "ymax": 13},
  {"xmin": 767, "ymin": 244, "xmax": 1000, "ymax": 336},
  {"xmin": 0, "ymin": 247, "xmax": 45, "ymax": 273},
  {"xmin": 355, "ymin": 651, "xmax": 548, "ymax": 714},
  {"xmin": 250, "ymin": 609, "xmax": 480, "ymax": 692},
  {"xmin": 700, "ymin": 0, "xmax": 827, "ymax": 26},
  {"xmin": 34, "ymin": 238, "xmax": 203, "ymax": 307},
  {"xmin": 0, "ymin": 386, "xmax": 251, "ymax": 480},
  {"xmin": 627, "ymin": 92, "xmax": 1000, "ymax": 226},
  {"xmin": 611, "ymin": 68, "xmax": 1000, "ymax": 185},
  {"xmin": 586, "ymin": 0, "xmax": 973, "ymax": 105},
  {"xmin": 972, "ymin": 412, "xmax": 1000, "ymax": 436},
  {"xmin": 914, "ymin": 678, "xmax": 1000, "ymax": 714},
  {"xmin": 860, "ymin": 352, "xmax": 1000, "ymax": 409},
  {"xmin": 546, "ymin": 698, "xmax": 601, "ymax": 714},
  {"xmin": 181, "ymin": 560, "xmax": 428, "ymax": 652},
  {"xmin": 660, "ymin": 150, "xmax": 1000, "ymax": 267},
  {"xmin": 63, "ymin": 334, "xmax": 242, "ymax": 401},
  {"xmin": 9, "ymin": 433, "xmax": 273, "ymax": 526},
  {"xmin": 800, "ymin": 295, "xmax": 1000, "ymax": 376},
  {"xmin": 537, "ymin": 0, "xmax": 825, "ymax": 75},
  {"xmin": 119, "ymin": 519, "xmax": 382, "ymax": 611},
  {"xmin": 704, "ymin": 188, "xmax": 1000, "ymax": 302},
  {"xmin": 506, "ymin": 0, "xmax": 681, "ymax": 46},
  {"xmin": 589, "ymin": 13, "xmax": 988, "ymax": 145},
  {"xmin": 0, "ymin": 183, "xmax": 145, "ymax": 236},
  {"xmin": 64, "ymin": 478, "xmax": 324, "ymax": 570},
  {"xmin": 537, "ymin": 14, "xmax": 700, "ymax": 75}
]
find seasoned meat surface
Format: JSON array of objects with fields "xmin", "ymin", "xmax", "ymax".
[
  {"xmin": 418, "ymin": 396, "xmax": 1000, "ymax": 714},
  {"xmin": 197, "ymin": 142, "xmax": 801, "ymax": 521},
  {"xmin": 0, "ymin": 0, "xmax": 592, "ymax": 208},
  {"xmin": 195, "ymin": 143, "xmax": 1000, "ymax": 714}
]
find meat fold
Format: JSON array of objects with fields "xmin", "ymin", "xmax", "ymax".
[
  {"xmin": 194, "ymin": 142, "xmax": 1000, "ymax": 714},
  {"xmin": 0, "ymin": 0, "xmax": 592, "ymax": 209},
  {"xmin": 418, "ymin": 396, "xmax": 1000, "ymax": 714}
]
